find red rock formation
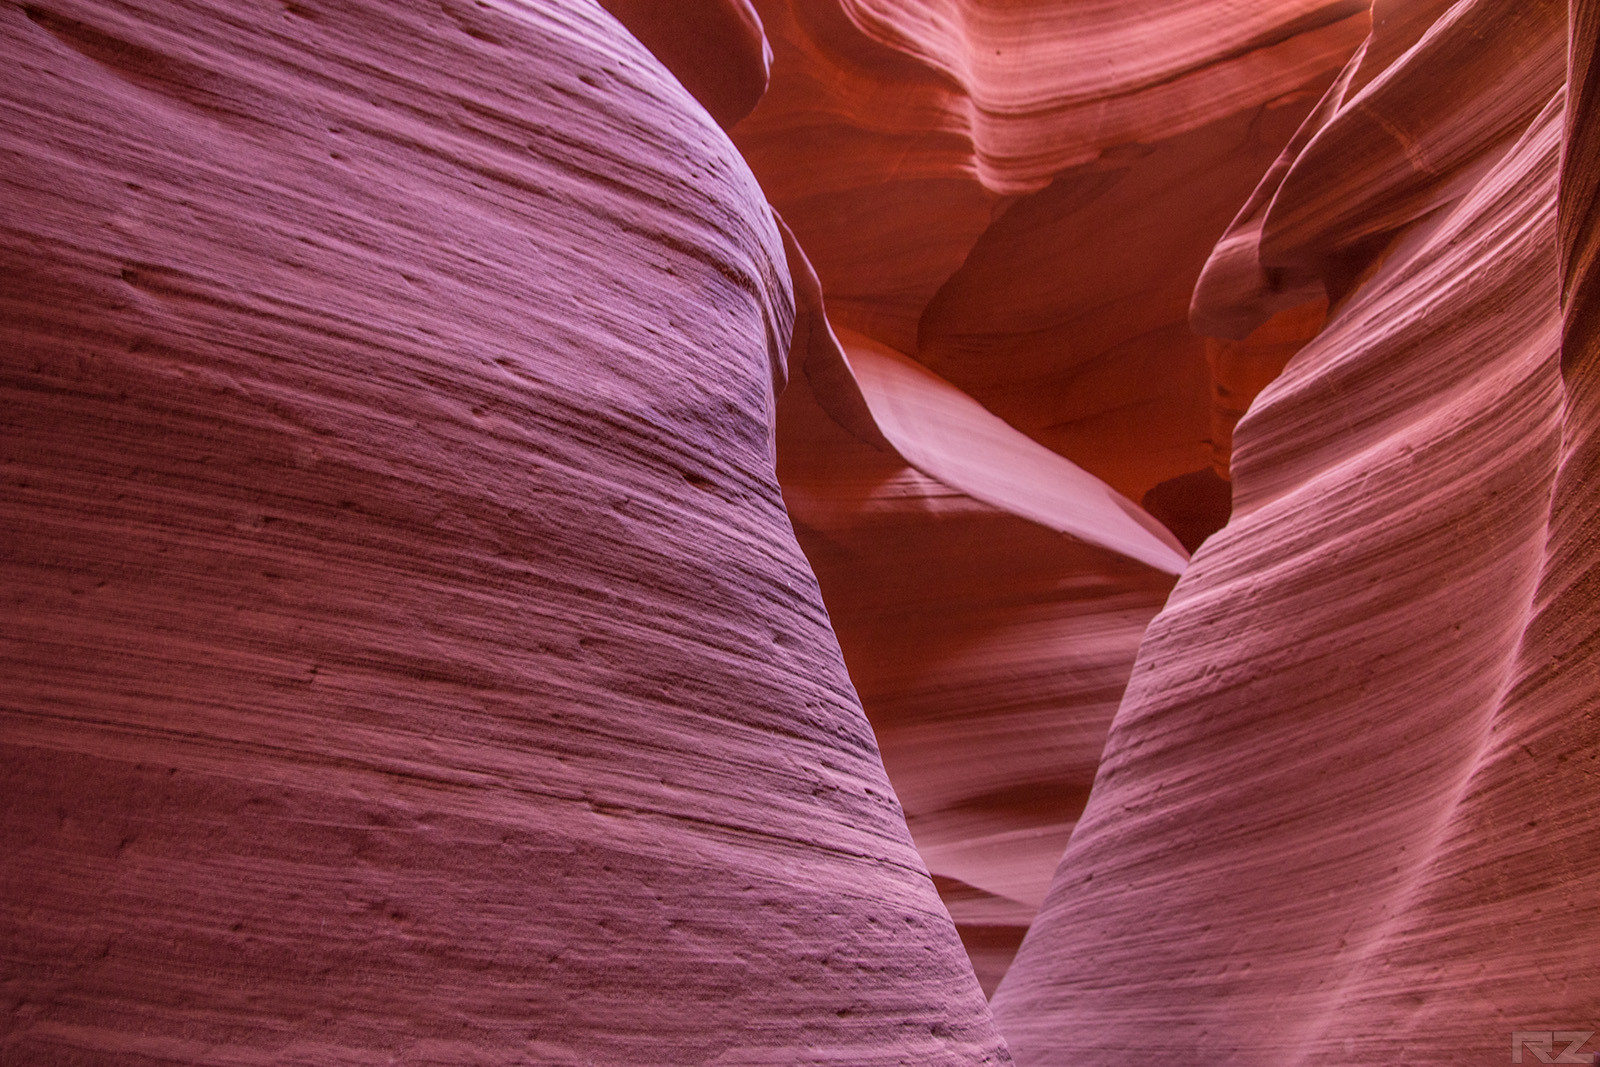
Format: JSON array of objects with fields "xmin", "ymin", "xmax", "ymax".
[
  {"xmin": 1200, "ymin": 301, "xmax": 1327, "ymax": 479},
  {"xmin": 994, "ymin": 1, "xmax": 1596, "ymax": 1062},
  {"xmin": 914, "ymin": 100, "xmax": 1338, "ymax": 502},
  {"xmin": 737, "ymin": 0, "xmax": 1368, "ymax": 496},
  {"xmin": 598, "ymin": 0, "xmax": 771, "ymax": 128},
  {"xmin": 778, "ymin": 223, "xmax": 1185, "ymax": 992},
  {"xmin": 0, "ymin": 1, "xmax": 1008, "ymax": 1061},
  {"xmin": 735, "ymin": 2, "xmax": 1369, "ymax": 993},
  {"xmin": 1290, "ymin": 5, "xmax": 1599, "ymax": 1060},
  {"xmin": 6, "ymin": 0, "xmax": 1597, "ymax": 1058}
]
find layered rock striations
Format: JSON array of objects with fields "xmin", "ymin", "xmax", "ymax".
[
  {"xmin": 994, "ymin": 1, "xmax": 1597, "ymax": 1062},
  {"xmin": 0, "ymin": 1, "xmax": 1008, "ymax": 1062},
  {"xmin": 4, "ymin": 0, "xmax": 1597, "ymax": 1060},
  {"xmin": 736, "ymin": 0, "xmax": 1369, "ymax": 498},
  {"xmin": 777, "ymin": 226, "xmax": 1186, "ymax": 992},
  {"xmin": 730, "ymin": 1, "xmax": 1376, "ymax": 987}
]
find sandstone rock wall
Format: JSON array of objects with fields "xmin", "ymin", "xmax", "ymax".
[
  {"xmin": 730, "ymin": 0, "xmax": 1373, "ymax": 985},
  {"xmin": 776, "ymin": 220, "xmax": 1185, "ymax": 992},
  {"xmin": 0, "ymin": 1, "xmax": 1007, "ymax": 1061},
  {"xmin": 993, "ymin": 2, "xmax": 1598, "ymax": 1063},
  {"xmin": 4, "ymin": 0, "xmax": 1596, "ymax": 1061}
]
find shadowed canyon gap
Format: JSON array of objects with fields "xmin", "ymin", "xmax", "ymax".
[{"xmin": 1, "ymin": 0, "xmax": 1596, "ymax": 1064}]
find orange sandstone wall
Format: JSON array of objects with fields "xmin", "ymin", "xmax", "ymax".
[
  {"xmin": 730, "ymin": 0, "xmax": 1370, "ymax": 986},
  {"xmin": 777, "ymin": 223, "xmax": 1186, "ymax": 992}
]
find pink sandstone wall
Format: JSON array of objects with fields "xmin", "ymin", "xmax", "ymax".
[
  {"xmin": 0, "ymin": 1, "xmax": 1008, "ymax": 1062},
  {"xmin": 993, "ymin": 1, "xmax": 1598, "ymax": 1063},
  {"xmin": 3, "ymin": 0, "xmax": 1597, "ymax": 1062}
]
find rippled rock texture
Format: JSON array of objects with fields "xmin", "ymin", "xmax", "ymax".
[
  {"xmin": 994, "ymin": 0, "xmax": 1600, "ymax": 1063},
  {"xmin": 0, "ymin": 1, "xmax": 1008, "ymax": 1062},
  {"xmin": 4, "ymin": 0, "xmax": 1598, "ymax": 1062},
  {"xmin": 733, "ymin": 0, "xmax": 1377, "ymax": 988}
]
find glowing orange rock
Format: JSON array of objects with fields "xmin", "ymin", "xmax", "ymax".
[{"xmin": 777, "ymin": 220, "xmax": 1184, "ymax": 992}]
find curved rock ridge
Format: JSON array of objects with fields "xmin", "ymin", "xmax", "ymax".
[
  {"xmin": 1189, "ymin": 48, "xmax": 1362, "ymax": 342},
  {"xmin": 836, "ymin": 0, "xmax": 1370, "ymax": 194},
  {"xmin": 732, "ymin": 0, "xmax": 1368, "ymax": 362},
  {"xmin": 1192, "ymin": 0, "xmax": 1564, "ymax": 472},
  {"xmin": 838, "ymin": 329, "xmax": 1188, "ymax": 575},
  {"xmin": 0, "ymin": 1, "xmax": 1010, "ymax": 1062},
  {"xmin": 1188, "ymin": 0, "xmax": 1483, "ymax": 342},
  {"xmin": 915, "ymin": 92, "xmax": 1343, "ymax": 503},
  {"xmin": 1197, "ymin": 0, "xmax": 1566, "ymax": 340},
  {"xmin": 1191, "ymin": 0, "xmax": 1564, "ymax": 470},
  {"xmin": 1258, "ymin": 0, "xmax": 1566, "ymax": 293},
  {"xmin": 994, "ymin": 2, "xmax": 1591, "ymax": 1062},
  {"xmin": 598, "ymin": 0, "xmax": 772, "ymax": 129},
  {"xmin": 1568, "ymin": 0, "xmax": 1600, "ymax": 352},
  {"xmin": 777, "ymin": 224, "xmax": 1183, "ymax": 992},
  {"xmin": 1294, "ymin": 6, "xmax": 1600, "ymax": 1060}
]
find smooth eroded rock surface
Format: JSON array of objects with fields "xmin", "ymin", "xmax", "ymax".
[
  {"xmin": 598, "ymin": 0, "xmax": 772, "ymax": 128},
  {"xmin": 5, "ymin": 0, "xmax": 1597, "ymax": 1058},
  {"xmin": 0, "ymin": 1, "xmax": 1008, "ymax": 1062},
  {"xmin": 736, "ymin": 4, "xmax": 1371, "ymax": 991},
  {"xmin": 777, "ymin": 225, "xmax": 1184, "ymax": 991},
  {"xmin": 993, "ymin": 2, "xmax": 1596, "ymax": 1062}
]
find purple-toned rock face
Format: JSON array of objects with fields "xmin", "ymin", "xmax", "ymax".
[
  {"xmin": 4, "ymin": 1, "xmax": 1598, "ymax": 1064},
  {"xmin": 0, "ymin": 2, "xmax": 1005, "ymax": 1062},
  {"xmin": 994, "ymin": 1, "xmax": 1599, "ymax": 1063}
]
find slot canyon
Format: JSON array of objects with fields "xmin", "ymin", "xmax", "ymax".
[{"xmin": 1, "ymin": 0, "xmax": 1596, "ymax": 1063}]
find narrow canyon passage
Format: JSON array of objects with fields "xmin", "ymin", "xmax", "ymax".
[
  {"xmin": 721, "ymin": 0, "xmax": 1370, "ymax": 996},
  {"xmin": 2, "ymin": 1, "xmax": 1596, "ymax": 1064}
]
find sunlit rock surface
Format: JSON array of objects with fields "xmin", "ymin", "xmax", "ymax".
[
  {"xmin": 736, "ymin": 0, "xmax": 1368, "ymax": 498},
  {"xmin": 0, "ymin": 2, "xmax": 1008, "ymax": 1062},
  {"xmin": 731, "ymin": 2, "xmax": 1378, "ymax": 987}
]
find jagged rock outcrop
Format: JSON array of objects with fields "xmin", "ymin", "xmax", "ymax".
[
  {"xmin": 994, "ymin": 2, "xmax": 1596, "ymax": 1063},
  {"xmin": 0, "ymin": 1, "xmax": 1008, "ymax": 1062}
]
